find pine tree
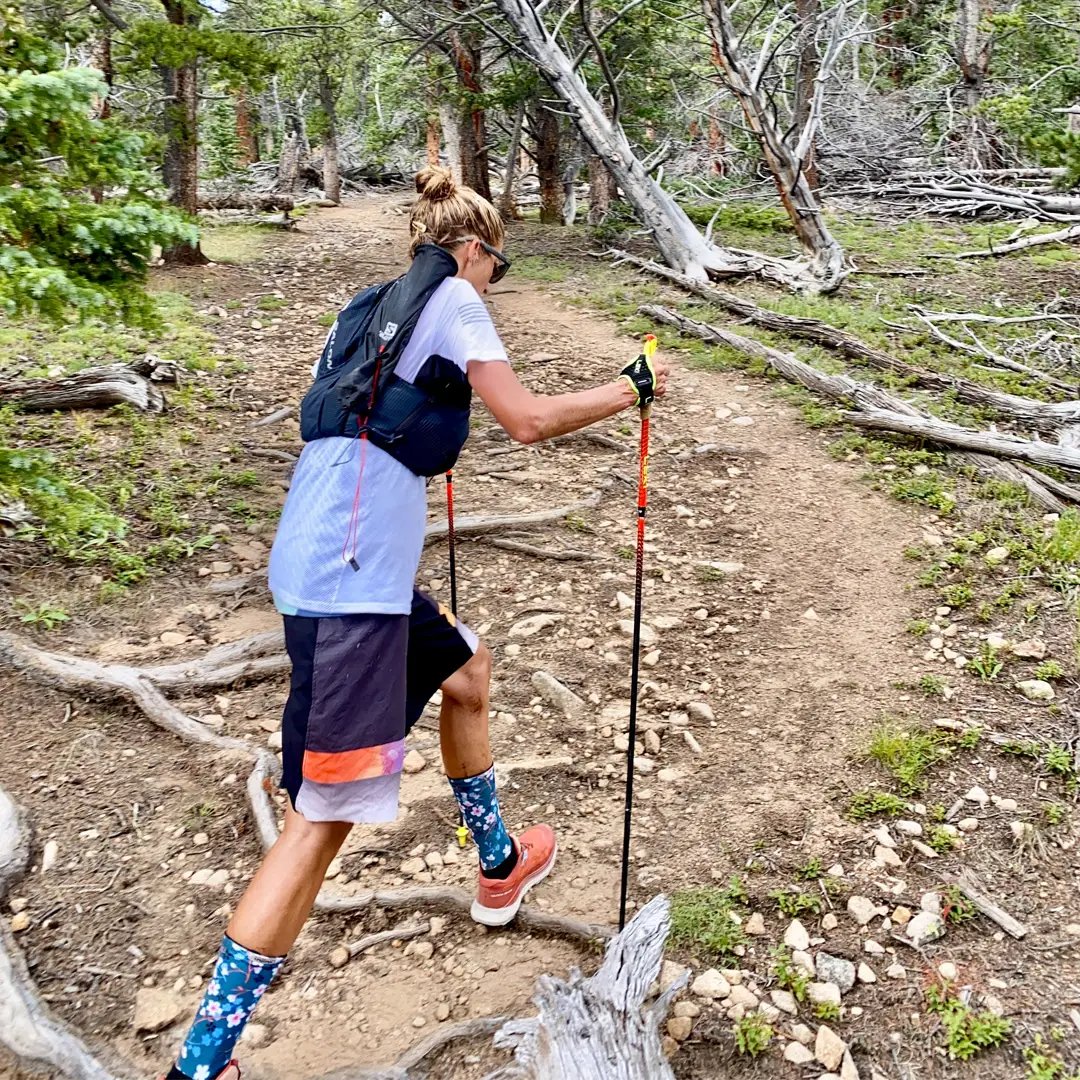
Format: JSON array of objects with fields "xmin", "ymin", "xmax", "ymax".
[{"xmin": 0, "ymin": 5, "xmax": 194, "ymax": 323}]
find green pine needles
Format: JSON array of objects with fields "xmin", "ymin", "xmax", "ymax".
[{"xmin": 0, "ymin": 7, "xmax": 195, "ymax": 324}]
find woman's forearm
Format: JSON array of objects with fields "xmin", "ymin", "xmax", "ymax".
[{"xmin": 521, "ymin": 379, "xmax": 637, "ymax": 443}]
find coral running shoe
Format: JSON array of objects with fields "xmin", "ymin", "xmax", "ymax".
[{"xmin": 470, "ymin": 825, "xmax": 557, "ymax": 927}]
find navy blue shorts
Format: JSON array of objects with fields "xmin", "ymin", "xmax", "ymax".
[{"xmin": 279, "ymin": 589, "xmax": 477, "ymax": 822}]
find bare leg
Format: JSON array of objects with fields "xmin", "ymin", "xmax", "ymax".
[
  {"xmin": 438, "ymin": 643, "xmax": 493, "ymax": 779},
  {"xmin": 227, "ymin": 805, "xmax": 352, "ymax": 956}
]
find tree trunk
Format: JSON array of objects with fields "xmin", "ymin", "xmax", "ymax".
[
  {"xmin": 704, "ymin": 0, "xmax": 848, "ymax": 289},
  {"xmin": 707, "ymin": 114, "xmax": 726, "ymax": 175},
  {"xmin": 318, "ymin": 73, "xmax": 341, "ymax": 205},
  {"xmin": 449, "ymin": 1, "xmax": 491, "ymax": 199},
  {"xmin": 235, "ymin": 88, "xmax": 258, "ymax": 165},
  {"xmin": 276, "ymin": 129, "xmax": 300, "ymax": 194},
  {"xmin": 491, "ymin": 0, "xmax": 825, "ymax": 290},
  {"xmin": 499, "ymin": 101, "xmax": 526, "ymax": 220},
  {"xmin": 588, "ymin": 154, "xmax": 612, "ymax": 223},
  {"xmin": 439, "ymin": 101, "xmax": 463, "ymax": 182},
  {"xmin": 533, "ymin": 101, "xmax": 564, "ymax": 225},
  {"xmin": 793, "ymin": 0, "xmax": 821, "ymax": 190},
  {"xmin": 955, "ymin": 0, "xmax": 997, "ymax": 168},
  {"xmin": 160, "ymin": 0, "xmax": 205, "ymax": 265},
  {"xmin": 91, "ymin": 25, "xmax": 112, "ymax": 120},
  {"xmin": 258, "ymin": 93, "xmax": 276, "ymax": 158}
]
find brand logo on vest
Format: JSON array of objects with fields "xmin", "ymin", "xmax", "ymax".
[{"xmin": 378, "ymin": 321, "xmax": 399, "ymax": 342}]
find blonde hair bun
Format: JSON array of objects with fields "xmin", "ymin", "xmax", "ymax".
[{"xmin": 415, "ymin": 166, "xmax": 457, "ymax": 202}]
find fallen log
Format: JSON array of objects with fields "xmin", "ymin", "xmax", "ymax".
[
  {"xmin": 424, "ymin": 490, "xmax": 605, "ymax": 544},
  {"xmin": 0, "ymin": 365, "xmax": 164, "ymax": 413},
  {"xmin": 642, "ymin": 304, "xmax": 1073, "ymax": 510},
  {"xmin": 198, "ymin": 193, "xmax": 294, "ymax": 212},
  {"xmin": 928, "ymin": 222, "xmax": 1080, "ymax": 259},
  {"xmin": 947, "ymin": 869, "xmax": 1028, "ymax": 939},
  {"xmin": 489, "ymin": 894, "xmax": 681, "ymax": 1079},
  {"xmin": 615, "ymin": 251, "xmax": 1080, "ymax": 428}
]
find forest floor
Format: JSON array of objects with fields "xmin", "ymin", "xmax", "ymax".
[{"xmin": 2, "ymin": 193, "xmax": 1080, "ymax": 1080}]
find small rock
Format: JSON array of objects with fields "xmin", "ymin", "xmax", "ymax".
[
  {"xmin": 815, "ymin": 1025, "xmax": 846, "ymax": 1071},
  {"xmin": 673, "ymin": 1001, "xmax": 700, "ymax": 1019},
  {"xmin": 895, "ymin": 820, "xmax": 923, "ymax": 837},
  {"xmin": 872, "ymin": 825, "xmax": 897, "ymax": 849},
  {"xmin": 400, "ymin": 857, "xmax": 426, "ymax": 876},
  {"xmin": 658, "ymin": 959, "xmax": 689, "ymax": 995},
  {"xmin": 965, "ymin": 786, "xmax": 990, "ymax": 806},
  {"xmin": 324, "ymin": 858, "xmax": 343, "ymax": 880},
  {"xmin": 892, "ymin": 906, "xmax": 912, "ymax": 926},
  {"xmin": 803, "ymin": 607, "xmax": 821, "ymax": 623},
  {"xmin": 874, "ymin": 845, "xmax": 902, "ymax": 868},
  {"xmin": 691, "ymin": 969, "xmax": 731, "ymax": 1000},
  {"xmin": 995, "ymin": 797, "xmax": 1018, "ymax": 812},
  {"xmin": 530, "ymin": 670, "xmax": 584, "ymax": 717},
  {"xmin": 957, "ymin": 817, "xmax": 979, "ymax": 833},
  {"xmin": 728, "ymin": 984, "xmax": 759, "ymax": 1009},
  {"xmin": 886, "ymin": 963, "xmax": 907, "ymax": 980},
  {"xmin": 644, "ymin": 729, "xmax": 661, "ymax": 755},
  {"xmin": 985, "ymin": 546, "xmax": 1009, "ymax": 565},
  {"xmin": 10, "ymin": 911, "xmax": 30, "ymax": 933},
  {"xmin": 847, "ymin": 895, "xmax": 879, "ymax": 926},
  {"xmin": 857, "ymin": 963, "xmax": 877, "ymax": 984},
  {"xmin": 41, "ymin": 840, "xmax": 59, "ymax": 873},
  {"xmin": 614, "ymin": 591, "xmax": 633, "ymax": 610},
  {"xmin": 792, "ymin": 950, "xmax": 816, "ymax": 976},
  {"xmin": 429, "ymin": 916, "xmax": 447, "ymax": 936},
  {"xmin": 412, "ymin": 1016, "xmax": 426, "ymax": 1028},
  {"xmin": 938, "ymin": 961, "xmax": 958, "ymax": 981},
  {"xmin": 687, "ymin": 702, "xmax": 715, "ymax": 723},
  {"xmin": 509, "ymin": 614, "xmax": 560, "ymax": 639},
  {"xmin": 661, "ymin": 1036, "xmax": 679, "ymax": 1057},
  {"xmin": 240, "ymin": 1023, "xmax": 271, "ymax": 1049},
  {"xmin": 424, "ymin": 851, "xmax": 444, "ymax": 869},
  {"xmin": 785, "ymin": 1042, "xmax": 815, "ymax": 1065},
  {"xmin": 771, "ymin": 989, "xmax": 798, "ymax": 1015},
  {"xmin": 1017, "ymin": 679, "xmax": 1055, "ymax": 702},
  {"xmin": 784, "ymin": 919, "xmax": 810, "ymax": 951},
  {"xmin": 822, "ymin": 912, "xmax": 839, "ymax": 931},
  {"xmin": 133, "ymin": 988, "xmax": 185, "ymax": 1033},
  {"xmin": 266, "ymin": 730, "xmax": 283, "ymax": 751},
  {"xmin": 904, "ymin": 910, "xmax": 945, "ymax": 946},
  {"xmin": 808, "ymin": 981, "xmax": 842, "ymax": 1007},
  {"xmin": 667, "ymin": 1016, "xmax": 693, "ymax": 1041},
  {"xmin": 744, "ymin": 911, "xmax": 766, "ymax": 936},
  {"xmin": 634, "ymin": 756, "xmax": 655, "ymax": 774},
  {"xmin": 791, "ymin": 1023, "xmax": 814, "ymax": 1046},
  {"xmin": 435, "ymin": 1003, "xmax": 451, "ymax": 1022},
  {"xmin": 160, "ymin": 631, "xmax": 188, "ymax": 646},
  {"xmin": 1013, "ymin": 638, "xmax": 1047, "ymax": 660},
  {"xmin": 405, "ymin": 940, "xmax": 435, "ymax": 961},
  {"xmin": 657, "ymin": 768, "xmax": 680, "ymax": 783},
  {"xmin": 403, "ymin": 750, "xmax": 427, "ymax": 774},
  {"xmin": 840, "ymin": 1049, "xmax": 860, "ymax": 1080},
  {"xmin": 683, "ymin": 731, "xmax": 703, "ymax": 754},
  {"xmin": 816, "ymin": 953, "xmax": 856, "ymax": 995},
  {"xmin": 863, "ymin": 940, "xmax": 885, "ymax": 955}
]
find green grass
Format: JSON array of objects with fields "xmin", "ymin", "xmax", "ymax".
[
  {"xmin": 200, "ymin": 224, "xmax": 276, "ymax": 264},
  {"xmin": 511, "ymin": 255, "xmax": 575, "ymax": 283},
  {"xmin": 867, "ymin": 720, "xmax": 955, "ymax": 794},
  {"xmin": 669, "ymin": 881, "xmax": 748, "ymax": 962},
  {"xmin": 847, "ymin": 789, "xmax": 907, "ymax": 821},
  {"xmin": 770, "ymin": 887, "xmax": 822, "ymax": 917}
]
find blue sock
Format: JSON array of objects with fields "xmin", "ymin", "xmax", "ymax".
[
  {"xmin": 449, "ymin": 764, "xmax": 515, "ymax": 875},
  {"xmin": 169, "ymin": 935, "xmax": 284, "ymax": 1080}
]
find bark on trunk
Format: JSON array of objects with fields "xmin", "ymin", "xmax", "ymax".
[
  {"xmin": 439, "ymin": 102, "xmax": 463, "ymax": 183},
  {"xmin": 318, "ymin": 73, "xmax": 341, "ymax": 205},
  {"xmin": 704, "ymin": 0, "xmax": 848, "ymax": 289},
  {"xmin": 588, "ymin": 153, "xmax": 613, "ymax": 223},
  {"xmin": 0, "ymin": 367, "xmax": 165, "ymax": 414},
  {"xmin": 491, "ymin": 0, "xmax": 825, "ymax": 290},
  {"xmin": 955, "ymin": 0, "xmax": 997, "ymax": 169},
  {"xmin": 276, "ymin": 130, "xmax": 300, "ymax": 194},
  {"xmin": 234, "ymin": 88, "xmax": 258, "ymax": 165},
  {"xmin": 161, "ymin": 0, "xmax": 205, "ymax": 265},
  {"xmin": 794, "ymin": 0, "xmax": 821, "ymax": 190},
  {"xmin": 534, "ymin": 101, "xmax": 564, "ymax": 225},
  {"xmin": 91, "ymin": 26, "xmax": 112, "ymax": 120},
  {"xmin": 450, "ymin": 3, "xmax": 492, "ymax": 200},
  {"xmin": 499, "ymin": 101, "xmax": 526, "ymax": 221}
]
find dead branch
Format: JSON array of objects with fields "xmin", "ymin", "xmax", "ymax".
[
  {"xmin": 0, "ymin": 365, "xmax": 164, "ymax": 414},
  {"xmin": 198, "ymin": 193, "xmax": 294, "ymax": 212},
  {"xmin": 642, "ymin": 304, "xmax": 1074, "ymax": 509},
  {"xmin": 252, "ymin": 405, "xmax": 296, "ymax": 427},
  {"xmin": 618, "ymin": 251, "xmax": 1080, "ymax": 428},
  {"xmin": 947, "ymin": 870, "xmax": 1029, "ymax": 939},
  {"xmin": 484, "ymin": 539, "xmax": 605, "ymax": 561},
  {"xmin": 328, "ymin": 922, "xmax": 426, "ymax": 969},
  {"xmin": 314, "ymin": 886, "xmax": 614, "ymax": 943},
  {"xmin": 488, "ymin": 894, "xmax": 679, "ymax": 1079},
  {"xmin": 424, "ymin": 490, "xmax": 604, "ymax": 544},
  {"xmin": 928, "ymin": 223, "xmax": 1080, "ymax": 259}
]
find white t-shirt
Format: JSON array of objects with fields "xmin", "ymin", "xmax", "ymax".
[{"xmin": 268, "ymin": 277, "xmax": 508, "ymax": 615}]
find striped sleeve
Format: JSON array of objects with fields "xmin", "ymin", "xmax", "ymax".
[{"xmin": 450, "ymin": 288, "xmax": 508, "ymax": 367}]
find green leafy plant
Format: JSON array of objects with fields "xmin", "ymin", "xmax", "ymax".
[
  {"xmin": 927, "ymin": 826, "xmax": 961, "ymax": 854},
  {"xmin": 813, "ymin": 1000, "xmax": 841, "ymax": 1022},
  {"xmin": 733, "ymin": 1013, "xmax": 773, "ymax": 1057},
  {"xmin": 926, "ymin": 984, "xmax": 1011, "ymax": 1060},
  {"xmin": 1043, "ymin": 745, "xmax": 1076, "ymax": 783},
  {"xmin": 1034, "ymin": 660, "xmax": 1065, "ymax": 680},
  {"xmin": 941, "ymin": 583, "xmax": 974, "ymax": 608},
  {"xmin": 967, "ymin": 643, "xmax": 1004, "ymax": 681},
  {"xmin": 1042, "ymin": 803, "xmax": 1067, "ymax": 827},
  {"xmin": 15, "ymin": 600, "xmax": 69, "ymax": 630},
  {"xmin": 771, "ymin": 947, "xmax": 811, "ymax": 1001},
  {"xmin": 942, "ymin": 885, "xmax": 978, "ymax": 924},
  {"xmin": 770, "ymin": 888, "xmax": 822, "ymax": 918},
  {"xmin": 919, "ymin": 674, "xmax": 949, "ymax": 697},
  {"xmin": 867, "ymin": 721, "xmax": 953, "ymax": 794},
  {"xmin": 795, "ymin": 857, "xmax": 825, "ymax": 881},
  {"xmin": 1024, "ymin": 1035, "xmax": 1080, "ymax": 1080},
  {"xmin": 670, "ymin": 882, "xmax": 747, "ymax": 961},
  {"xmin": 847, "ymin": 790, "xmax": 907, "ymax": 822},
  {"xmin": 907, "ymin": 619, "xmax": 931, "ymax": 638}
]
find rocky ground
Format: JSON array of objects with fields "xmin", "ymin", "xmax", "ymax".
[{"xmin": 2, "ymin": 195, "xmax": 1079, "ymax": 1080}]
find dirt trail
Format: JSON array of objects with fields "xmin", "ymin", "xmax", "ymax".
[{"xmin": 2, "ymin": 197, "xmax": 940, "ymax": 1079}]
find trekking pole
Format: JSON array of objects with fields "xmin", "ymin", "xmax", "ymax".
[
  {"xmin": 618, "ymin": 334, "xmax": 658, "ymax": 932},
  {"xmin": 446, "ymin": 471, "xmax": 469, "ymax": 849}
]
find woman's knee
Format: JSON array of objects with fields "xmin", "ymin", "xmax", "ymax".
[
  {"xmin": 442, "ymin": 642, "xmax": 491, "ymax": 712},
  {"xmin": 280, "ymin": 807, "xmax": 352, "ymax": 856}
]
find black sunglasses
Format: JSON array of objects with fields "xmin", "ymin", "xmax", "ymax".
[{"xmin": 478, "ymin": 240, "xmax": 511, "ymax": 284}]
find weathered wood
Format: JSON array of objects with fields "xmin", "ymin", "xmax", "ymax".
[
  {"xmin": 486, "ymin": 538, "xmax": 605, "ymax": 561},
  {"xmin": 328, "ymin": 923, "xmax": 426, "ymax": 969},
  {"xmin": 198, "ymin": 192, "xmax": 295, "ymax": 212},
  {"xmin": 949, "ymin": 869, "xmax": 1029, "ymax": 939},
  {"xmin": 0, "ymin": 365, "xmax": 164, "ymax": 413},
  {"xmin": 642, "ymin": 303, "xmax": 1075, "ymax": 509},
  {"xmin": 618, "ymin": 251, "xmax": 1080, "ymax": 429},
  {"xmin": 929, "ymin": 222, "xmax": 1080, "ymax": 259},
  {"xmin": 424, "ymin": 490, "xmax": 604, "ymax": 544},
  {"xmin": 487, "ymin": 895, "xmax": 679, "ymax": 1079}
]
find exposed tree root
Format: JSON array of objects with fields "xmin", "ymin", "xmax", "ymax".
[{"xmin": 424, "ymin": 489, "xmax": 604, "ymax": 544}]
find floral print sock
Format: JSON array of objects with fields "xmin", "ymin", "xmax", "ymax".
[
  {"xmin": 449, "ymin": 764, "xmax": 515, "ymax": 874},
  {"xmin": 167, "ymin": 934, "xmax": 284, "ymax": 1080}
]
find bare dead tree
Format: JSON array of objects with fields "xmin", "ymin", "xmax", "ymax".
[
  {"xmin": 490, "ymin": 0, "xmax": 835, "ymax": 292},
  {"xmin": 954, "ymin": 0, "xmax": 1001, "ymax": 169},
  {"xmin": 703, "ymin": 0, "xmax": 861, "ymax": 291}
]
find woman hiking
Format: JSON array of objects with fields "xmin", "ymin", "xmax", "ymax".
[{"xmin": 160, "ymin": 165, "xmax": 667, "ymax": 1080}]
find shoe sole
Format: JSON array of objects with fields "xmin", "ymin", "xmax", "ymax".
[{"xmin": 469, "ymin": 842, "xmax": 558, "ymax": 927}]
